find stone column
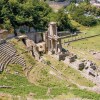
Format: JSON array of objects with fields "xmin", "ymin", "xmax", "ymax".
[
  {"xmin": 49, "ymin": 22, "xmax": 57, "ymax": 36},
  {"xmin": 48, "ymin": 39, "xmax": 51, "ymax": 51},
  {"xmin": 49, "ymin": 25, "xmax": 53, "ymax": 35},
  {"xmin": 51, "ymin": 39, "xmax": 53, "ymax": 51},
  {"xmin": 56, "ymin": 26, "xmax": 57, "ymax": 36},
  {"xmin": 55, "ymin": 40, "xmax": 58, "ymax": 54},
  {"xmin": 58, "ymin": 39, "xmax": 62, "ymax": 52}
]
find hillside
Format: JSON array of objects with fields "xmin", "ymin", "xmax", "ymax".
[
  {"xmin": 0, "ymin": 38, "xmax": 100, "ymax": 99},
  {"xmin": 0, "ymin": 0, "xmax": 100, "ymax": 99}
]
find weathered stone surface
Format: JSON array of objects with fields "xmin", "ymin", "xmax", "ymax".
[{"xmin": 36, "ymin": 42, "xmax": 46, "ymax": 53}]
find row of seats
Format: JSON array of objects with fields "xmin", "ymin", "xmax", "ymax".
[
  {"xmin": 0, "ymin": 42, "xmax": 26, "ymax": 72},
  {"xmin": 10, "ymin": 55, "xmax": 26, "ymax": 67}
]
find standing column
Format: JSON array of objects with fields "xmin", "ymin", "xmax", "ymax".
[
  {"xmin": 49, "ymin": 25, "xmax": 53, "ymax": 36},
  {"xmin": 51, "ymin": 39, "xmax": 53, "ymax": 52},
  {"xmin": 56, "ymin": 26, "xmax": 57, "ymax": 36},
  {"xmin": 55, "ymin": 40, "xmax": 58, "ymax": 54},
  {"xmin": 48, "ymin": 39, "xmax": 51, "ymax": 51},
  {"xmin": 59, "ymin": 39, "xmax": 62, "ymax": 52}
]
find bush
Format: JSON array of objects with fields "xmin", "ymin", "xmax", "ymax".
[
  {"xmin": 72, "ymin": 14, "xmax": 97, "ymax": 27},
  {"xmin": 66, "ymin": 3, "xmax": 98, "ymax": 27}
]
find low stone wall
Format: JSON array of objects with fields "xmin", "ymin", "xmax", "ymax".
[
  {"xmin": 58, "ymin": 31, "xmax": 71, "ymax": 37},
  {"xmin": 64, "ymin": 34, "xmax": 100, "ymax": 43}
]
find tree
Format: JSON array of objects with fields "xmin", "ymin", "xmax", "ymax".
[
  {"xmin": 66, "ymin": 3, "xmax": 76, "ymax": 13},
  {"xmin": 56, "ymin": 9, "xmax": 71, "ymax": 31},
  {"xmin": 96, "ymin": 8, "xmax": 100, "ymax": 16},
  {"xmin": 32, "ymin": 1, "xmax": 52, "ymax": 31},
  {"xmin": 0, "ymin": 0, "xmax": 52, "ymax": 35}
]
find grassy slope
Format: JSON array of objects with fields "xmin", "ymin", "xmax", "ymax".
[
  {"xmin": 62, "ymin": 15, "xmax": 100, "ymax": 43},
  {"xmin": 62, "ymin": 16, "xmax": 100, "ymax": 65},
  {"xmin": 0, "ymin": 38, "xmax": 100, "ymax": 99},
  {"xmin": 44, "ymin": 55, "xmax": 94, "ymax": 87},
  {"xmin": 62, "ymin": 25, "xmax": 100, "ymax": 43},
  {"xmin": 62, "ymin": 24, "xmax": 100, "ymax": 66},
  {"xmin": 0, "ymin": 39, "xmax": 48, "ymax": 99}
]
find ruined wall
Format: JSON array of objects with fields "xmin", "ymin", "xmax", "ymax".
[
  {"xmin": 15, "ymin": 25, "xmax": 43, "ymax": 43},
  {"xmin": 26, "ymin": 32, "xmax": 43, "ymax": 43},
  {"xmin": 25, "ymin": 38, "xmax": 40, "ymax": 60},
  {"xmin": 58, "ymin": 31, "xmax": 71, "ymax": 37}
]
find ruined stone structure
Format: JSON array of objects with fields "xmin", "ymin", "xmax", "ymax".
[
  {"xmin": 17, "ymin": 22, "xmax": 100, "ymax": 84},
  {"xmin": 46, "ymin": 22, "xmax": 62, "ymax": 54},
  {"xmin": 21, "ymin": 22, "xmax": 67, "ymax": 60},
  {"xmin": 45, "ymin": 22, "xmax": 67, "ymax": 60},
  {"xmin": 0, "ymin": 22, "xmax": 100, "ymax": 84},
  {"xmin": 71, "ymin": 60, "xmax": 85, "ymax": 70},
  {"xmin": 18, "ymin": 34, "xmax": 44, "ymax": 60},
  {"xmin": 0, "ymin": 42, "xmax": 26, "ymax": 72},
  {"xmin": 25, "ymin": 38, "xmax": 41, "ymax": 60}
]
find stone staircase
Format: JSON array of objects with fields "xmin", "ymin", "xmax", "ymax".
[{"xmin": 0, "ymin": 42, "xmax": 26, "ymax": 72}]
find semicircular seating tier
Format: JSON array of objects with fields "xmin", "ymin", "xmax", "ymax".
[{"xmin": 0, "ymin": 42, "xmax": 26, "ymax": 72}]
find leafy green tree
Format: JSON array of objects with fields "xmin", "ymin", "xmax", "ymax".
[
  {"xmin": 4, "ymin": 18, "xmax": 12, "ymax": 30},
  {"xmin": 0, "ymin": 0, "xmax": 52, "ymax": 35},
  {"xmin": 0, "ymin": 0, "xmax": 77, "ymax": 34},
  {"xmin": 57, "ymin": 10, "xmax": 71, "ymax": 31},
  {"xmin": 66, "ymin": 3, "xmax": 76, "ymax": 13},
  {"xmin": 32, "ymin": 2, "xmax": 52, "ymax": 31},
  {"xmin": 96, "ymin": 8, "xmax": 100, "ymax": 16}
]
